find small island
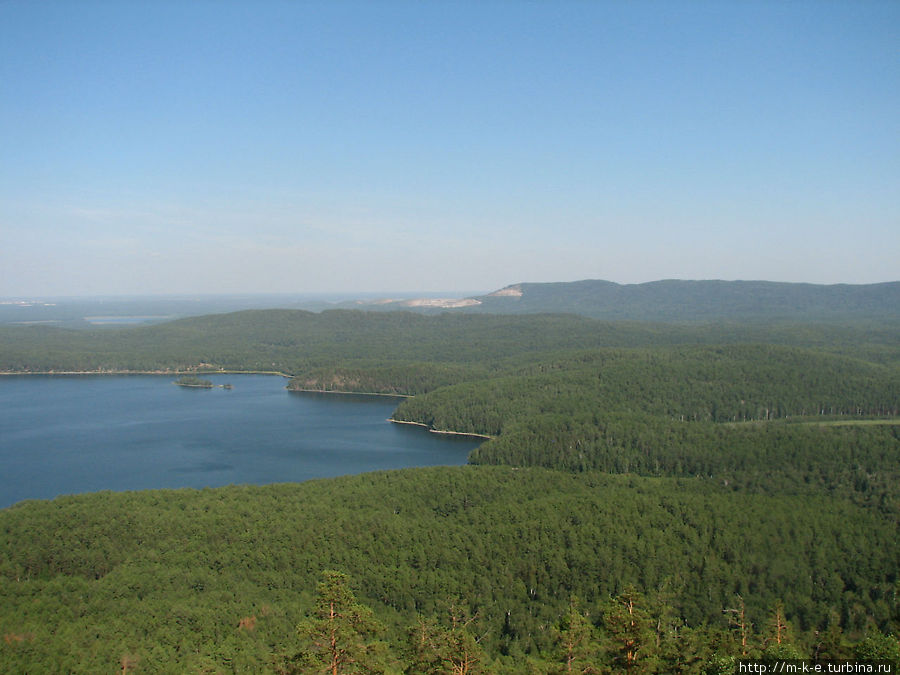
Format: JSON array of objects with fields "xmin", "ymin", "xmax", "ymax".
[
  {"xmin": 174, "ymin": 376, "xmax": 233, "ymax": 389},
  {"xmin": 174, "ymin": 375, "xmax": 214, "ymax": 388}
]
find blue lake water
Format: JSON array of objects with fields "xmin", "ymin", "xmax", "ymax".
[{"xmin": 0, "ymin": 375, "xmax": 479, "ymax": 508}]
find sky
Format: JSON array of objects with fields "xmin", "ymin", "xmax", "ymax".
[{"xmin": 1, "ymin": 1, "xmax": 897, "ymax": 297}]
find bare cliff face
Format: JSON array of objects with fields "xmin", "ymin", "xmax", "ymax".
[
  {"xmin": 349, "ymin": 284, "xmax": 524, "ymax": 310},
  {"xmin": 487, "ymin": 284, "xmax": 523, "ymax": 297},
  {"xmin": 398, "ymin": 298, "xmax": 482, "ymax": 308},
  {"xmin": 355, "ymin": 297, "xmax": 482, "ymax": 309}
]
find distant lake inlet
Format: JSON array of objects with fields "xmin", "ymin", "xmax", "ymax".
[{"xmin": 0, "ymin": 375, "xmax": 479, "ymax": 508}]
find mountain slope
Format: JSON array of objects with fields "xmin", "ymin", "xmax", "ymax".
[{"xmin": 465, "ymin": 279, "xmax": 900, "ymax": 321}]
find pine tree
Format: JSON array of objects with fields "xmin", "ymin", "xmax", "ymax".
[
  {"xmin": 296, "ymin": 571, "xmax": 383, "ymax": 675},
  {"xmin": 723, "ymin": 595, "xmax": 751, "ymax": 657},
  {"xmin": 552, "ymin": 597, "xmax": 599, "ymax": 674},
  {"xmin": 603, "ymin": 585, "xmax": 652, "ymax": 673},
  {"xmin": 405, "ymin": 606, "xmax": 488, "ymax": 675},
  {"xmin": 760, "ymin": 601, "xmax": 804, "ymax": 660}
]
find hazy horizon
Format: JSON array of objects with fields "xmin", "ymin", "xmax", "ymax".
[
  {"xmin": 0, "ymin": 289, "xmax": 490, "ymax": 302},
  {"xmin": 2, "ymin": 1, "xmax": 897, "ymax": 296},
  {"xmin": 5, "ymin": 277, "xmax": 900, "ymax": 306}
]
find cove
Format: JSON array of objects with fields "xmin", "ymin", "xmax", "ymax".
[{"xmin": 0, "ymin": 374, "xmax": 479, "ymax": 508}]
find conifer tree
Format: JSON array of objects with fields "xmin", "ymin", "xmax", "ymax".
[
  {"xmin": 760, "ymin": 600, "xmax": 804, "ymax": 660},
  {"xmin": 296, "ymin": 571, "xmax": 383, "ymax": 675},
  {"xmin": 723, "ymin": 595, "xmax": 751, "ymax": 657},
  {"xmin": 552, "ymin": 597, "xmax": 599, "ymax": 674},
  {"xmin": 603, "ymin": 585, "xmax": 653, "ymax": 673},
  {"xmin": 405, "ymin": 606, "xmax": 488, "ymax": 675}
]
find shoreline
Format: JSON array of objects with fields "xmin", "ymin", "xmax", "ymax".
[
  {"xmin": 388, "ymin": 417, "xmax": 492, "ymax": 440},
  {"xmin": 288, "ymin": 387, "xmax": 410, "ymax": 398},
  {"xmin": 0, "ymin": 370, "xmax": 489, "ymax": 437},
  {"xmin": 0, "ymin": 369, "xmax": 293, "ymax": 378}
]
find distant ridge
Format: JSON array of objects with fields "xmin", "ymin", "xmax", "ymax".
[
  {"xmin": 464, "ymin": 279, "xmax": 900, "ymax": 321},
  {"xmin": 10, "ymin": 280, "xmax": 895, "ymax": 326}
]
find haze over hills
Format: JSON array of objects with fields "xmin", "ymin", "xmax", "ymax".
[
  {"xmin": 0, "ymin": 291, "xmax": 477, "ymax": 328},
  {"xmin": 2, "ymin": 279, "xmax": 898, "ymax": 327},
  {"xmin": 355, "ymin": 279, "xmax": 900, "ymax": 322}
]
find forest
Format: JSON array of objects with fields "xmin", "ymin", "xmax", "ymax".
[
  {"xmin": 2, "ymin": 469, "xmax": 898, "ymax": 673},
  {"xmin": 0, "ymin": 308, "xmax": 898, "ymax": 672}
]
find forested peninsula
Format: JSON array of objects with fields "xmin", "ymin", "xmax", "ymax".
[{"xmin": 1, "ymin": 308, "xmax": 898, "ymax": 672}]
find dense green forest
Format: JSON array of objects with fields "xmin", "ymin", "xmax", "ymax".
[
  {"xmin": 2, "ymin": 309, "xmax": 899, "ymax": 375},
  {"xmin": 0, "ymin": 308, "xmax": 898, "ymax": 671},
  {"xmin": 1, "ymin": 469, "xmax": 898, "ymax": 673}
]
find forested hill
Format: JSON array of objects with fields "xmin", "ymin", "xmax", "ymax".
[
  {"xmin": 2, "ymin": 308, "xmax": 898, "ymax": 375},
  {"xmin": 464, "ymin": 279, "xmax": 900, "ymax": 321}
]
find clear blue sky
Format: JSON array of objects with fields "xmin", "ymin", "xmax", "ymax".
[{"xmin": 1, "ymin": 0, "xmax": 897, "ymax": 296}]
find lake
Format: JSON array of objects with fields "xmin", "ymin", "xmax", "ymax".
[{"xmin": 0, "ymin": 374, "xmax": 480, "ymax": 508}]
